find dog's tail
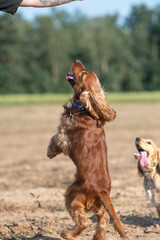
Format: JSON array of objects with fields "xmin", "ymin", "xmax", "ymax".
[{"xmin": 99, "ymin": 191, "xmax": 125, "ymax": 239}]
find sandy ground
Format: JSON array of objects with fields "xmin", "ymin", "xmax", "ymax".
[{"xmin": 0, "ymin": 103, "xmax": 160, "ymax": 240}]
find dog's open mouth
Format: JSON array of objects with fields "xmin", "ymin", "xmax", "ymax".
[
  {"xmin": 134, "ymin": 144, "xmax": 149, "ymax": 167},
  {"xmin": 66, "ymin": 73, "xmax": 76, "ymax": 87},
  {"xmin": 136, "ymin": 144, "xmax": 149, "ymax": 156}
]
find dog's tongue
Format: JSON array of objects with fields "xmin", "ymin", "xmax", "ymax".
[{"xmin": 140, "ymin": 151, "xmax": 148, "ymax": 167}]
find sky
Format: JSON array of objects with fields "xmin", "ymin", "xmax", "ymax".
[{"xmin": 18, "ymin": 0, "xmax": 160, "ymax": 21}]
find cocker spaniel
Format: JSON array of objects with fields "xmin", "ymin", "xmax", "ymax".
[
  {"xmin": 47, "ymin": 60, "xmax": 125, "ymax": 239},
  {"xmin": 134, "ymin": 137, "xmax": 160, "ymax": 217}
]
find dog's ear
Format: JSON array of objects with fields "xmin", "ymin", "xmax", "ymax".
[
  {"xmin": 157, "ymin": 149, "xmax": 160, "ymax": 172},
  {"xmin": 80, "ymin": 91, "xmax": 99, "ymax": 119},
  {"xmin": 80, "ymin": 90, "xmax": 116, "ymax": 122}
]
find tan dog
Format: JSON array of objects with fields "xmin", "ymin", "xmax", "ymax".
[
  {"xmin": 47, "ymin": 60, "xmax": 125, "ymax": 239},
  {"xmin": 134, "ymin": 137, "xmax": 160, "ymax": 217}
]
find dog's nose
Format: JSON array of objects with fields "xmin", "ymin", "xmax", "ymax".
[
  {"xmin": 136, "ymin": 137, "xmax": 141, "ymax": 142},
  {"xmin": 74, "ymin": 60, "xmax": 79, "ymax": 64}
]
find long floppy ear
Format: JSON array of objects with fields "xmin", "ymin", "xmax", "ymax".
[
  {"xmin": 80, "ymin": 90, "xmax": 116, "ymax": 122},
  {"xmin": 157, "ymin": 149, "xmax": 160, "ymax": 172}
]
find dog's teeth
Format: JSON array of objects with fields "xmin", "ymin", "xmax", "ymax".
[{"xmin": 134, "ymin": 153, "xmax": 141, "ymax": 160}]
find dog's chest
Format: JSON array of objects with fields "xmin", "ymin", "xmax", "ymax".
[{"xmin": 143, "ymin": 178, "xmax": 160, "ymax": 206}]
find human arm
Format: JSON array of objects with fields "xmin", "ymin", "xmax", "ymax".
[
  {"xmin": 20, "ymin": 0, "xmax": 82, "ymax": 7},
  {"xmin": 0, "ymin": 0, "xmax": 82, "ymax": 15}
]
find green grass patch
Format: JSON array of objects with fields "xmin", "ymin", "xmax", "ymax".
[
  {"xmin": 0, "ymin": 94, "xmax": 71, "ymax": 106},
  {"xmin": 107, "ymin": 91, "xmax": 160, "ymax": 103},
  {"xmin": 0, "ymin": 92, "xmax": 160, "ymax": 106}
]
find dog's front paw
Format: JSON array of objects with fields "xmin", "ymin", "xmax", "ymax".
[
  {"xmin": 47, "ymin": 135, "xmax": 62, "ymax": 159},
  {"xmin": 47, "ymin": 144, "xmax": 61, "ymax": 159},
  {"xmin": 47, "ymin": 150, "xmax": 57, "ymax": 159}
]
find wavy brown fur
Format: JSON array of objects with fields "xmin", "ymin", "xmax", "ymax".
[{"xmin": 47, "ymin": 60, "xmax": 125, "ymax": 239}]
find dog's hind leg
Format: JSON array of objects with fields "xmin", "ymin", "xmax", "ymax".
[
  {"xmin": 93, "ymin": 205, "xmax": 110, "ymax": 240},
  {"xmin": 61, "ymin": 193, "xmax": 88, "ymax": 240}
]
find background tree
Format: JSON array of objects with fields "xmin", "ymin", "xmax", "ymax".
[{"xmin": 0, "ymin": 4, "xmax": 160, "ymax": 94}]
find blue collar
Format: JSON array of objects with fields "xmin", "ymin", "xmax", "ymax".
[{"xmin": 72, "ymin": 101, "xmax": 85, "ymax": 111}]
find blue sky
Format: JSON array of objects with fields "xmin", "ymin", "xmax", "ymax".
[{"xmin": 18, "ymin": 0, "xmax": 160, "ymax": 21}]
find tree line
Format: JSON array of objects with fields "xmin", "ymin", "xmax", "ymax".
[{"xmin": 0, "ymin": 4, "xmax": 160, "ymax": 94}]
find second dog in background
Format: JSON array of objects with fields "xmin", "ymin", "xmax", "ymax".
[{"xmin": 134, "ymin": 137, "xmax": 160, "ymax": 217}]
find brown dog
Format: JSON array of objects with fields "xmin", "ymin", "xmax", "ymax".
[
  {"xmin": 134, "ymin": 137, "xmax": 160, "ymax": 217},
  {"xmin": 47, "ymin": 60, "xmax": 125, "ymax": 239}
]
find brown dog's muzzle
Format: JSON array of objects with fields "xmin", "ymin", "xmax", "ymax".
[{"xmin": 66, "ymin": 72, "xmax": 76, "ymax": 87}]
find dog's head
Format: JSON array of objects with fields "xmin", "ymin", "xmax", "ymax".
[
  {"xmin": 66, "ymin": 60, "xmax": 116, "ymax": 123},
  {"xmin": 134, "ymin": 137, "xmax": 160, "ymax": 175}
]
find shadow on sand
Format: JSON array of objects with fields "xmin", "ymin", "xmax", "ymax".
[{"xmin": 123, "ymin": 215, "xmax": 160, "ymax": 227}]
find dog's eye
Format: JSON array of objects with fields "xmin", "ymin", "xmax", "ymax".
[
  {"xmin": 147, "ymin": 141, "xmax": 151, "ymax": 144},
  {"xmin": 81, "ymin": 72, "xmax": 87, "ymax": 80}
]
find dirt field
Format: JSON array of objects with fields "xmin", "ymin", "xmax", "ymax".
[{"xmin": 0, "ymin": 103, "xmax": 160, "ymax": 240}]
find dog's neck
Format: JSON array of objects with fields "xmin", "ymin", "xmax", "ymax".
[
  {"xmin": 63, "ymin": 100, "xmax": 105, "ymax": 127},
  {"xmin": 143, "ymin": 165, "xmax": 158, "ymax": 180},
  {"xmin": 68, "ymin": 101, "xmax": 88, "ymax": 125},
  {"xmin": 72, "ymin": 101, "xmax": 85, "ymax": 111}
]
